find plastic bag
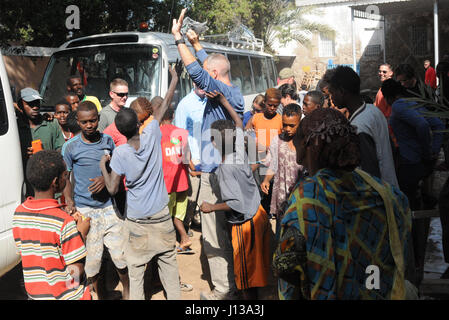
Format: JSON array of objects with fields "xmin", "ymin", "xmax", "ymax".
[{"xmin": 181, "ymin": 17, "xmax": 208, "ymax": 36}]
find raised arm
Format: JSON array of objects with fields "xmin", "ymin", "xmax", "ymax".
[
  {"xmin": 153, "ymin": 62, "xmax": 181, "ymax": 123},
  {"xmin": 171, "ymin": 9, "xmax": 198, "ymax": 67},
  {"xmin": 205, "ymin": 90, "xmax": 243, "ymax": 129}
]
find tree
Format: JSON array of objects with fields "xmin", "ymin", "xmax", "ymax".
[
  {"xmin": 188, "ymin": 0, "xmax": 334, "ymax": 54},
  {"xmin": 0, "ymin": 0, "xmax": 189, "ymax": 48}
]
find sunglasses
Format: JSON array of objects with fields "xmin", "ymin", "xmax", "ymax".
[
  {"xmin": 378, "ymin": 70, "xmax": 388, "ymax": 74},
  {"xmin": 113, "ymin": 91, "xmax": 129, "ymax": 97}
]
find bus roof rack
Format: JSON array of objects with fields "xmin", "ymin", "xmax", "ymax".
[{"xmin": 202, "ymin": 25, "xmax": 264, "ymax": 52}]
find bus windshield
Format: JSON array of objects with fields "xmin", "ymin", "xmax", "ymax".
[{"xmin": 40, "ymin": 44, "xmax": 161, "ymax": 110}]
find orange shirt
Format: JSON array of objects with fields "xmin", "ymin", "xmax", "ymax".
[
  {"xmin": 374, "ymin": 88, "xmax": 392, "ymax": 118},
  {"xmin": 252, "ymin": 113, "xmax": 282, "ymax": 148},
  {"xmin": 139, "ymin": 115, "xmax": 154, "ymax": 134}
]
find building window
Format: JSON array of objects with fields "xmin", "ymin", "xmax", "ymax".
[
  {"xmin": 318, "ymin": 33, "xmax": 335, "ymax": 58},
  {"xmin": 365, "ymin": 44, "xmax": 381, "ymax": 57},
  {"xmin": 410, "ymin": 26, "xmax": 428, "ymax": 56}
]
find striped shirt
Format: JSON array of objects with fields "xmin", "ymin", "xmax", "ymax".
[{"xmin": 12, "ymin": 198, "xmax": 91, "ymax": 300}]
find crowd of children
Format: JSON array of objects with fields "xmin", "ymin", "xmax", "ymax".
[{"xmin": 10, "ymin": 10, "xmax": 445, "ymax": 301}]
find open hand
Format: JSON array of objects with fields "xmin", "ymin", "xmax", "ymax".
[
  {"xmin": 172, "ymin": 8, "xmax": 187, "ymax": 38},
  {"xmin": 88, "ymin": 176, "xmax": 105, "ymax": 194}
]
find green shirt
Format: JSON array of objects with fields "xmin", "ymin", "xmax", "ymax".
[{"xmin": 17, "ymin": 116, "xmax": 65, "ymax": 162}]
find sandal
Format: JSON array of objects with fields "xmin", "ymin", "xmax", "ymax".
[
  {"xmin": 177, "ymin": 246, "xmax": 194, "ymax": 254},
  {"xmin": 180, "ymin": 282, "xmax": 193, "ymax": 292}
]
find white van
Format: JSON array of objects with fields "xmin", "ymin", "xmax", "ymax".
[
  {"xmin": 0, "ymin": 53, "xmax": 24, "ymax": 277},
  {"xmin": 39, "ymin": 31, "xmax": 277, "ymax": 112}
]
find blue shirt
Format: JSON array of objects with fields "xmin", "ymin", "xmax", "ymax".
[
  {"xmin": 109, "ymin": 120, "xmax": 169, "ymax": 219},
  {"xmin": 62, "ymin": 133, "xmax": 114, "ymax": 209},
  {"xmin": 186, "ymin": 49, "xmax": 244, "ymax": 172},
  {"xmin": 390, "ymin": 98, "xmax": 444, "ymax": 164},
  {"xmin": 243, "ymin": 111, "xmax": 253, "ymax": 128},
  {"xmin": 174, "ymin": 90, "xmax": 207, "ymax": 161}
]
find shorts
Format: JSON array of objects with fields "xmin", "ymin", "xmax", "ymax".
[
  {"xmin": 231, "ymin": 205, "xmax": 270, "ymax": 290},
  {"xmin": 77, "ymin": 205, "xmax": 127, "ymax": 278},
  {"xmin": 167, "ymin": 191, "xmax": 188, "ymax": 222}
]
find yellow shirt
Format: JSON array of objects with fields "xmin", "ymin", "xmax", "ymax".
[{"xmin": 82, "ymin": 95, "xmax": 102, "ymax": 112}]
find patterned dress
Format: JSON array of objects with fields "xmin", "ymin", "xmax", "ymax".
[
  {"xmin": 265, "ymin": 134, "xmax": 303, "ymax": 217},
  {"xmin": 273, "ymin": 168, "xmax": 412, "ymax": 300}
]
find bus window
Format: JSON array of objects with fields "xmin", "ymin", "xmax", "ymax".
[
  {"xmin": 250, "ymin": 57, "xmax": 269, "ymax": 93},
  {"xmin": 169, "ymin": 64, "xmax": 192, "ymax": 109},
  {"xmin": 266, "ymin": 57, "xmax": 276, "ymax": 88},
  {"xmin": 40, "ymin": 44, "xmax": 161, "ymax": 111},
  {"xmin": 228, "ymin": 55, "xmax": 243, "ymax": 92},
  {"xmin": 228, "ymin": 54, "xmax": 254, "ymax": 95},
  {"xmin": 0, "ymin": 81, "xmax": 8, "ymax": 136}
]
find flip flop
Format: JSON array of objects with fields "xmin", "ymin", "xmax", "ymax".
[{"xmin": 177, "ymin": 246, "xmax": 194, "ymax": 254}]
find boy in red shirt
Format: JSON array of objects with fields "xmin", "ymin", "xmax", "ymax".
[
  {"xmin": 160, "ymin": 108, "xmax": 198, "ymax": 252},
  {"xmin": 12, "ymin": 150, "xmax": 91, "ymax": 300}
]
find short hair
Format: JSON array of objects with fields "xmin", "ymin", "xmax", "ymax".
[
  {"xmin": 379, "ymin": 63, "xmax": 393, "ymax": 71},
  {"xmin": 424, "ymin": 59, "xmax": 431, "ymax": 64},
  {"xmin": 279, "ymin": 84, "xmax": 299, "ymax": 100},
  {"xmin": 130, "ymin": 97, "xmax": 152, "ymax": 115},
  {"xmin": 66, "ymin": 111, "xmax": 81, "ymax": 134},
  {"xmin": 252, "ymin": 94, "xmax": 265, "ymax": 106},
  {"xmin": 328, "ymin": 66, "xmax": 360, "ymax": 95},
  {"xmin": 55, "ymin": 99, "xmax": 72, "ymax": 112},
  {"xmin": 151, "ymin": 96, "xmax": 163, "ymax": 109},
  {"xmin": 26, "ymin": 150, "xmax": 66, "ymax": 192},
  {"xmin": 65, "ymin": 92, "xmax": 78, "ymax": 99},
  {"xmin": 210, "ymin": 119, "xmax": 236, "ymax": 156},
  {"xmin": 381, "ymin": 78, "xmax": 406, "ymax": 100},
  {"xmin": 162, "ymin": 108, "xmax": 175, "ymax": 121},
  {"xmin": 115, "ymin": 108, "xmax": 138, "ymax": 139},
  {"xmin": 395, "ymin": 64, "xmax": 416, "ymax": 80},
  {"xmin": 319, "ymin": 69, "xmax": 336, "ymax": 90},
  {"xmin": 204, "ymin": 53, "xmax": 230, "ymax": 78},
  {"xmin": 76, "ymin": 101, "xmax": 97, "ymax": 115},
  {"xmin": 110, "ymin": 78, "xmax": 129, "ymax": 91},
  {"xmin": 66, "ymin": 76, "xmax": 81, "ymax": 86},
  {"xmin": 283, "ymin": 103, "xmax": 301, "ymax": 117},
  {"xmin": 265, "ymin": 88, "xmax": 282, "ymax": 101},
  {"xmin": 305, "ymin": 90, "xmax": 325, "ymax": 107}
]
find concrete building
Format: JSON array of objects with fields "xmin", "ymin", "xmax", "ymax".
[{"xmin": 275, "ymin": 0, "xmax": 449, "ymax": 94}]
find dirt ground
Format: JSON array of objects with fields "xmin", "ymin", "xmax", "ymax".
[{"xmin": 0, "ymin": 219, "xmax": 278, "ymax": 300}]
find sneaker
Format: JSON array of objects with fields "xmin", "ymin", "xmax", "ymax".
[
  {"xmin": 200, "ymin": 289, "xmax": 239, "ymax": 300},
  {"xmin": 180, "ymin": 282, "xmax": 193, "ymax": 292}
]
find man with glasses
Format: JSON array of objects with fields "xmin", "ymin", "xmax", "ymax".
[
  {"xmin": 374, "ymin": 63, "xmax": 394, "ymax": 119},
  {"xmin": 98, "ymin": 78, "xmax": 129, "ymax": 132}
]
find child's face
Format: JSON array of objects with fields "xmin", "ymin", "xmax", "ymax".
[
  {"xmin": 77, "ymin": 109, "xmax": 99, "ymax": 138},
  {"xmin": 54, "ymin": 104, "xmax": 70, "ymax": 125},
  {"xmin": 282, "ymin": 114, "xmax": 300, "ymax": 138},
  {"xmin": 264, "ymin": 97, "xmax": 280, "ymax": 116},
  {"xmin": 302, "ymin": 96, "xmax": 318, "ymax": 116}
]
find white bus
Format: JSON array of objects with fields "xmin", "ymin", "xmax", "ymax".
[
  {"xmin": 39, "ymin": 31, "xmax": 277, "ymax": 112},
  {"xmin": 0, "ymin": 53, "xmax": 24, "ymax": 277}
]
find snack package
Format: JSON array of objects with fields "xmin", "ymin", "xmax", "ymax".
[{"xmin": 31, "ymin": 139, "xmax": 43, "ymax": 154}]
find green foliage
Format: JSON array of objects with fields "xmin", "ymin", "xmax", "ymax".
[
  {"xmin": 0, "ymin": 0, "xmax": 189, "ymax": 48},
  {"xmin": 188, "ymin": 0, "xmax": 334, "ymax": 54},
  {"xmin": 0, "ymin": 0, "xmax": 333, "ymax": 54}
]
